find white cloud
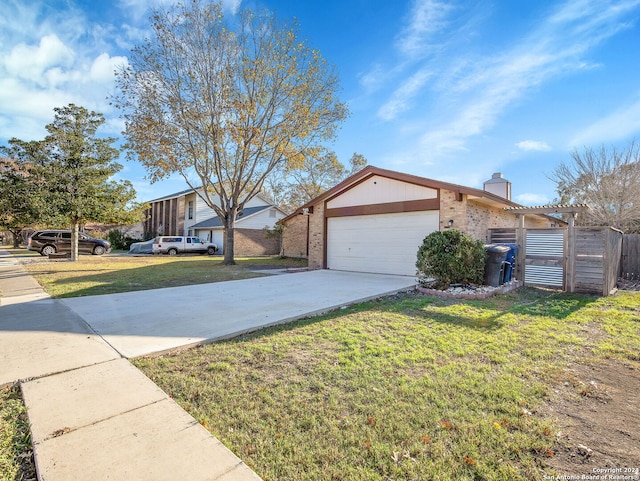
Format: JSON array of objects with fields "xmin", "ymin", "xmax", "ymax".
[
  {"xmin": 395, "ymin": 0, "xmax": 454, "ymax": 60},
  {"xmin": 516, "ymin": 140, "xmax": 552, "ymax": 151},
  {"xmin": 378, "ymin": 69, "xmax": 432, "ymax": 121},
  {"xmin": 515, "ymin": 193, "xmax": 551, "ymax": 206},
  {"xmin": 4, "ymin": 34, "xmax": 74, "ymax": 82},
  {"xmin": 569, "ymin": 94, "xmax": 640, "ymax": 147},
  {"xmin": 89, "ymin": 53, "xmax": 129, "ymax": 83}
]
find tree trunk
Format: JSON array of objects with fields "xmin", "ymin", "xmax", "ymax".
[
  {"xmin": 10, "ymin": 229, "xmax": 20, "ymax": 248},
  {"xmin": 71, "ymin": 221, "xmax": 79, "ymax": 262},
  {"xmin": 222, "ymin": 208, "xmax": 237, "ymax": 265}
]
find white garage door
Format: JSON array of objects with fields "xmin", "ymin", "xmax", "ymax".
[{"xmin": 327, "ymin": 211, "xmax": 439, "ymax": 276}]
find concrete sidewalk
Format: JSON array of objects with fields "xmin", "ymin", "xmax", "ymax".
[
  {"xmin": 62, "ymin": 269, "xmax": 417, "ymax": 358},
  {"xmin": 0, "ymin": 252, "xmax": 50, "ymax": 305},
  {"xmin": 0, "ymin": 250, "xmax": 263, "ymax": 481},
  {"xmin": 21, "ymin": 359, "xmax": 260, "ymax": 481}
]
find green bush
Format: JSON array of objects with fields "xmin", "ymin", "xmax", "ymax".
[
  {"xmin": 107, "ymin": 229, "xmax": 141, "ymax": 250},
  {"xmin": 416, "ymin": 230, "xmax": 487, "ymax": 289}
]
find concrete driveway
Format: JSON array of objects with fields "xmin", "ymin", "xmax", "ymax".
[{"xmin": 62, "ymin": 270, "xmax": 416, "ymax": 358}]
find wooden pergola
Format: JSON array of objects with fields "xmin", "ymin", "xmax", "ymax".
[{"xmin": 504, "ymin": 204, "xmax": 589, "ymax": 292}]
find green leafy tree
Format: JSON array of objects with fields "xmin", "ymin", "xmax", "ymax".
[
  {"xmin": 551, "ymin": 141, "xmax": 640, "ymax": 232},
  {"xmin": 0, "ymin": 157, "xmax": 42, "ymax": 247},
  {"xmin": 416, "ymin": 230, "xmax": 486, "ymax": 289},
  {"xmin": 114, "ymin": 0, "xmax": 348, "ymax": 264},
  {"xmin": 5, "ymin": 104, "xmax": 144, "ymax": 260}
]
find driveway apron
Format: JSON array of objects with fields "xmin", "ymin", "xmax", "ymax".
[{"xmin": 61, "ymin": 269, "xmax": 417, "ymax": 358}]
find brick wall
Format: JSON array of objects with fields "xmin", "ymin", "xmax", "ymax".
[
  {"xmin": 281, "ymin": 214, "xmax": 308, "ymax": 258},
  {"xmin": 441, "ymin": 192, "xmax": 556, "ymax": 243},
  {"xmin": 465, "ymin": 201, "xmax": 519, "ymax": 242},
  {"xmin": 439, "ymin": 189, "xmax": 469, "ymax": 233},
  {"xmin": 235, "ymin": 228, "xmax": 280, "ymax": 256},
  {"xmin": 307, "ymin": 202, "xmax": 325, "ymax": 269}
]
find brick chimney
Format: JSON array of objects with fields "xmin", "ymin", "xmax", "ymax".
[{"xmin": 483, "ymin": 172, "xmax": 511, "ymax": 200}]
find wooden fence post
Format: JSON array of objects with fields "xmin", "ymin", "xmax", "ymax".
[
  {"xmin": 516, "ymin": 214, "xmax": 525, "ymax": 282},
  {"xmin": 566, "ymin": 214, "xmax": 576, "ymax": 293}
]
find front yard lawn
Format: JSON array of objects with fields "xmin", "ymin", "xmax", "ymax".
[
  {"xmin": 17, "ymin": 252, "xmax": 307, "ymax": 298},
  {"xmin": 134, "ymin": 288, "xmax": 640, "ymax": 481},
  {"xmin": 0, "ymin": 385, "xmax": 35, "ymax": 481}
]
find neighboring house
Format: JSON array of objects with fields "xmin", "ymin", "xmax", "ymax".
[
  {"xmin": 144, "ymin": 189, "xmax": 286, "ymax": 255},
  {"xmin": 280, "ymin": 166, "xmax": 563, "ymax": 276}
]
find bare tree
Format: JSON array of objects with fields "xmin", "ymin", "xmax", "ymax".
[
  {"xmin": 263, "ymin": 150, "xmax": 368, "ymax": 212},
  {"xmin": 551, "ymin": 141, "xmax": 640, "ymax": 232},
  {"xmin": 114, "ymin": 0, "xmax": 348, "ymax": 264}
]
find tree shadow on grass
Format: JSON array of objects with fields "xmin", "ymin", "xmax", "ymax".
[
  {"xmin": 41, "ymin": 260, "xmax": 268, "ymax": 298},
  {"xmin": 363, "ymin": 287, "xmax": 599, "ymax": 333}
]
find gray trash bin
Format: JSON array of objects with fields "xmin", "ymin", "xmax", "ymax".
[{"xmin": 483, "ymin": 245, "xmax": 510, "ymax": 287}]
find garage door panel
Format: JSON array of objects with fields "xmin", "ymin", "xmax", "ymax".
[{"xmin": 327, "ymin": 211, "xmax": 439, "ymax": 276}]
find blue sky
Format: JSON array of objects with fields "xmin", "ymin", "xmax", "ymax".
[{"xmin": 1, "ymin": 0, "xmax": 640, "ymax": 205}]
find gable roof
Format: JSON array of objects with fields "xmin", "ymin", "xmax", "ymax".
[
  {"xmin": 190, "ymin": 205, "xmax": 274, "ymax": 229},
  {"xmin": 147, "ymin": 187, "xmax": 197, "ymax": 203},
  {"xmin": 280, "ymin": 165, "xmax": 529, "ymax": 223},
  {"xmin": 147, "ymin": 186, "xmax": 275, "ymax": 207}
]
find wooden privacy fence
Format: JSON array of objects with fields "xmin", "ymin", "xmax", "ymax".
[
  {"xmin": 573, "ymin": 227, "xmax": 623, "ymax": 295},
  {"xmin": 488, "ymin": 226, "xmax": 623, "ymax": 296},
  {"xmin": 620, "ymin": 234, "xmax": 640, "ymax": 280}
]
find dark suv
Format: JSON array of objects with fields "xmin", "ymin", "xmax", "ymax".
[{"xmin": 28, "ymin": 230, "xmax": 111, "ymax": 256}]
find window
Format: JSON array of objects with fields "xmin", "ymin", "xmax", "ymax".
[
  {"xmin": 188, "ymin": 201, "xmax": 194, "ymax": 220},
  {"xmin": 186, "ymin": 237, "xmax": 192, "ymax": 244},
  {"xmin": 269, "ymin": 208, "xmax": 276, "ymax": 218}
]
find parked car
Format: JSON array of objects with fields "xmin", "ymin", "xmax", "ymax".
[
  {"xmin": 128, "ymin": 239, "xmax": 155, "ymax": 254},
  {"xmin": 152, "ymin": 236, "xmax": 218, "ymax": 255},
  {"xmin": 27, "ymin": 230, "xmax": 112, "ymax": 256}
]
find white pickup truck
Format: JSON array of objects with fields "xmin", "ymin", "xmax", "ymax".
[{"xmin": 152, "ymin": 236, "xmax": 218, "ymax": 256}]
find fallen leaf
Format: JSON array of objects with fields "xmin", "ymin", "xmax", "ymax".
[
  {"xmin": 421, "ymin": 435, "xmax": 431, "ymax": 444},
  {"xmin": 367, "ymin": 416, "xmax": 377, "ymax": 427},
  {"xmin": 463, "ymin": 456, "xmax": 476, "ymax": 465},
  {"xmin": 50, "ymin": 427, "xmax": 71, "ymax": 438}
]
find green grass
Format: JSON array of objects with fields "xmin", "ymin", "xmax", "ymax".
[
  {"xmin": 20, "ymin": 253, "xmax": 307, "ymax": 298},
  {"xmin": 0, "ymin": 385, "xmax": 35, "ymax": 481},
  {"xmin": 134, "ymin": 288, "xmax": 640, "ymax": 481}
]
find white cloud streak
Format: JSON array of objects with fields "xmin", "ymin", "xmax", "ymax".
[
  {"xmin": 515, "ymin": 193, "xmax": 551, "ymax": 206},
  {"xmin": 516, "ymin": 140, "xmax": 552, "ymax": 151},
  {"xmin": 569, "ymin": 93, "xmax": 640, "ymax": 147},
  {"xmin": 418, "ymin": 0, "xmax": 640, "ymax": 156},
  {"xmin": 378, "ymin": 69, "xmax": 433, "ymax": 121},
  {"xmin": 395, "ymin": 0, "xmax": 455, "ymax": 60}
]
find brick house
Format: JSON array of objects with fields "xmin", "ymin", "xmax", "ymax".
[
  {"xmin": 144, "ymin": 189, "xmax": 287, "ymax": 256},
  {"xmin": 280, "ymin": 166, "xmax": 562, "ymax": 275}
]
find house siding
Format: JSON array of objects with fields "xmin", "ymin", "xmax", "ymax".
[
  {"xmin": 237, "ymin": 208, "xmax": 283, "ymax": 230},
  {"xmin": 327, "ymin": 175, "xmax": 437, "ymax": 209}
]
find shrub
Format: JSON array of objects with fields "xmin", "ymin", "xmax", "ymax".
[
  {"xmin": 416, "ymin": 230, "xmax": 487, "ymax": 289},
  {"xmin": 107, "ymin": 229, "xmax": 141, "ymax": 250}
]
